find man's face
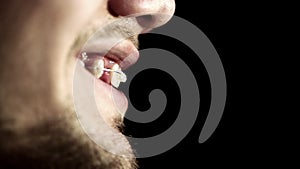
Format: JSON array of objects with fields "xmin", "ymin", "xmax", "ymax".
[{"xmin": 0, "ymin": 0, "xmax": 175, "ymax": 168}]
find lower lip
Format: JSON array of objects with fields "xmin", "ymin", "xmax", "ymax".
[
  {"xmin": 74, "ymin": 63, "xmax": 133, "ymax": 156},
  {"xmin": 94, "ymin": 75, "xmax": 128, "ymax": 117}
]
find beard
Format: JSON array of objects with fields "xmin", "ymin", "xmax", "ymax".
[
  {"xmin": 0, "ymin": 33, "xmax": 137, "ymax": 169},
  {"xmin": 0, "ymin": 19, "xmax": 138, "ymax": 169},
  {"xmin": 0, "ymin": 96, "xmax": 137, "ymax": 169}
]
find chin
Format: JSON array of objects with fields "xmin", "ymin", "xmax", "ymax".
[{"xmin": 0, "ymin": 97, "xmax": 136, "ymax": 169}]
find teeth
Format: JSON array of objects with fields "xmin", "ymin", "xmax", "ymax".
[
  {"xmin": 81, "ymin": 52, "xmax": 127, "ymax": 88},
  {"xmin": 91, "ymin": 59, "xmax": 104, "ymax": 78},
  {"xmin": 110, "ymin": 64, "xmax": 127, "ymax": 88},
  {"xmin": 81, "ymin": 52, "xmax": 88, "ymax": 61}
]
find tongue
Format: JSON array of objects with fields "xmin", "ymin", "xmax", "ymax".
[
  {"xmin": 99, "ymin": 57, "xmax": 117, "ymax": 85},
  {"xmin": 100, "ymin": 71, "xmax": 111, "ymax": 84}
]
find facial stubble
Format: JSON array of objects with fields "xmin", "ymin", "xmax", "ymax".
[{"xmin": 0, "ymin": 23, "xmax": 138, "ymax": 169}]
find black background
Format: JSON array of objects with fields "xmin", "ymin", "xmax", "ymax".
[
  {"xmin": 124, "ymin": 1, "xmax": 290, "ymax": 168},
  {"xmin": 125, "ymin": 1, "xmax": 248, "ymax": 168}
]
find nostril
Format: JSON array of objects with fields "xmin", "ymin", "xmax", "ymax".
[
  {"xmin": 138, "ymin": 15, "xmax": 153, "ymax": 23},
  {"xmin": 108, "ymin": 2, "xmax": 119, "ymax": 17},
  {"xmin": 108, "ymin": 0, "xmax": 175, "ymax": 30},
  {"xmin": 136, "ymin": 15, "xmax": 155, "ymax": 28},
  {"xmin": 136, "ymin": 13, "xmax": 174, "ymax": 31}
]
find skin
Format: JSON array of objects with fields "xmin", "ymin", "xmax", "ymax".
[{"xmin": 0, "ymin": 0, "xmax": 175, "ymax": 169}]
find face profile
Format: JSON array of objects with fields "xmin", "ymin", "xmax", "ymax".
[{"xmin": 0, "ymin": 0, "xmax": 175, "ymax": 168}]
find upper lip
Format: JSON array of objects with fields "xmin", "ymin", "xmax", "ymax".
[
  {"xmin": 82, "ymin": 39, "xmax": 139, "ymax": 71},
  {"xmin": 104, "ymin": 40, "xmax": 139, "ymax": 70},
  {"xmin": 81, "ymin": 17, "xmax": 143, "ymax": 71}
]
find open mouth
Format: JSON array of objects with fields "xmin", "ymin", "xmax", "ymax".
[
  {"xmin": 74, "ymin": 16, "xmax": 142, "ymax": 121},
  {"xmin": 73, "ymin": 40, "xmax": 140, "ymax": 157},
  {"xmin": 80, "ymin": 52, "xmax": 127, "ymax": 88},
  {"xmin": 79, "ymin": 37, "xmax": 140, "ymax": 88},
  {"xmin": 75, "ymin": 37, "xmax": 140, "ymax": 117},
  {"xmin": 75, "ymin": 15, "xmax": 145, "ymax": 94}
]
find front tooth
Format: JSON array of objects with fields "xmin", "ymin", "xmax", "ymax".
[
  {"xmin": 111, "ymin": 64, "xmax": 121, "ymax": 88},
  {"xmin": 110, "ymin": 64, "xmax": 127, "ymax": 88},
  {"xmin": 91, "ymin": 59, "xmax": 104, "ymax": 78}
]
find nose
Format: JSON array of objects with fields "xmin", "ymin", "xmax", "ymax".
[{"xmin": 108, "ymin": 0, "xmax": 175, "ymax": 30}]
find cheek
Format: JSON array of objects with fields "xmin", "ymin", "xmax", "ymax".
[
  {"xmin": 42, "ymin": 0, "xmax": 109, "ymax": 97},
  {"xmin": 43, "ymin": 0, "xmax": 108, "ymax": 37}
]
